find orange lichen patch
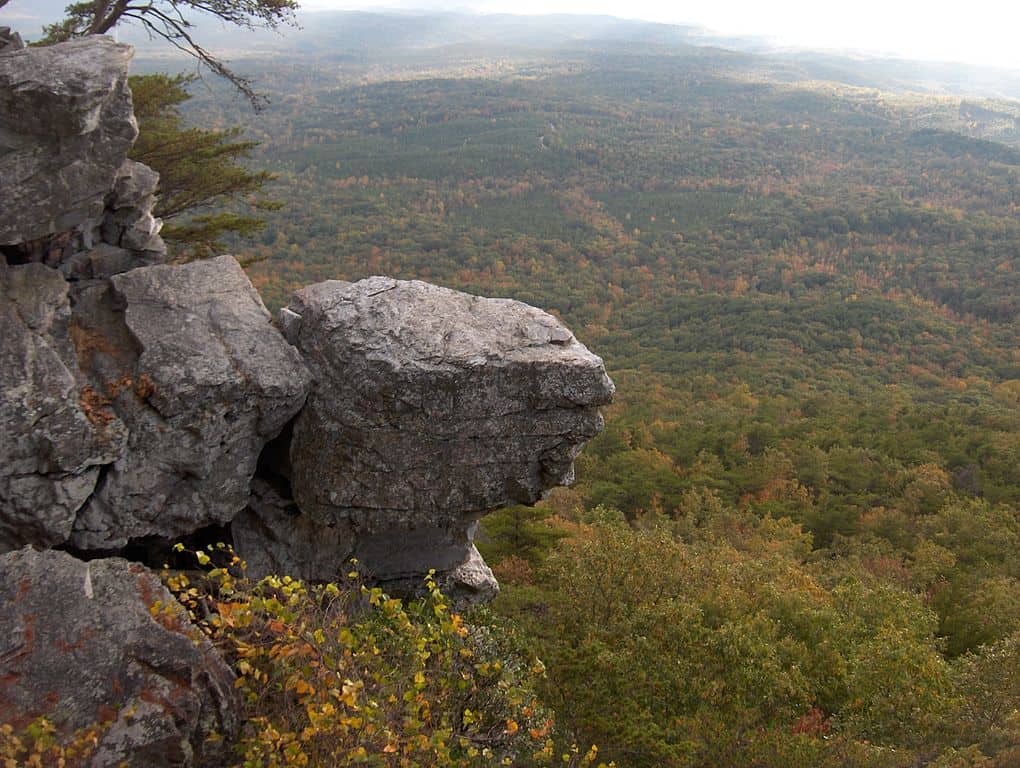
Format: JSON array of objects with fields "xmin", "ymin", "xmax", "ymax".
[
  {"xmin": 140, "ymin": 680, "xmax": 189, "ymax": 716},
  {"xmin": 69, "ymin": 320, "xmax": 116, "ymax": 366},
  {"xmin": 165, "ymin": 680, "xmax": 194, "ymax": 708},
  {"xmin": 79, "ymin": 386, "xmax": 116, "ymax": 426},
  {"xmin": 138, "ymin": 687, "xmax": 161, "ymax": 705},
  {"xmin": 18, "ymin": 615, "xmax": 35, "ymax": 652},
  {"xmin": 136, "ymin": 574, "xmax": 156, "ymax": 607},
  {"xmin": 105, "ymin": 374, "xmax": 134, "ymax": 398},
  {"xmin": 134, "ymin": 373, "xmax": 156, "ymax": 400}
]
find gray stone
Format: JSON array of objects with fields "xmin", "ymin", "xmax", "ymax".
[
  {"xmin": 96, "ymin": 242, "xmax": 163, "ymax": 278},
  {"xmin": 281, "ymin": 276, "xmax": 613, "ymax": 592},
  {"xmin": 442, "ymin": 544, "xmax": 499, "ymax": 605},
  {"xmin": 58, "ymin": 249, "xmax": 97, "ymax": 281},
  {"xmin": 101, "ymin": 159, "xmax": 165, "ymax": 254},
  {"xmin": 0, "ymin": 37, "xmax": 137, "ymax": 245},
  {"xmin": 0, "ymin": 263, "xmax": 126, "ymax": 552},
  {"xmin": 69, "ymin": 256, "xmax": 311, "ymax": 549},
  {"xmin": 232, "ymin": 478, "xmax": 353, "ymax": 581},
  {"xmin": 60, "ymin": 243, "xmax": 165, "ymax": 282},
  {"xmin": 0, "ymin": 547, "xmax": 238, "ymax": 767},
  {"xmin": 0, "ymin": 26, "xmax": 24, "ymax": 53}
]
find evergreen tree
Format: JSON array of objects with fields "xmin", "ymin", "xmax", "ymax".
[{"xmin": 128, "ymin": 73, "xmax": 279, "ymax": 261}]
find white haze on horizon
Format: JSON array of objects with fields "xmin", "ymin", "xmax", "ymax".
[
  {"xmin": 298, "ymin": 0, "xmax": 1020, "ymax": 72},
  {"xmin": 4, "ymin": 0, "xmax": 1019, "ymax": 73}
]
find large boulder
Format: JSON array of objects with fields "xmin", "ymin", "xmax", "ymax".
[
  {"xmin": 0, "ymin": 547, "xmax": 238, "ymax": 767},
  {"xmin": 253, "ymin": 276, "xmax": 614, "ymax": 598},
  {"xmin": 0, "ymin": 37, "xmax": 137, "ymax": 247},
  {"xmin": 0, "ymin": 261, "xmax": 126, "ymax": 551},
  {"xmin": 69, "ymin": 255, "xmax": 311, "ymax": 549}
]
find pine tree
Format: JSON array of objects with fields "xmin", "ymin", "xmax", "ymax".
[{"xmin": 128, "ymin": 73, "xmax": 279, "ymax": 261}]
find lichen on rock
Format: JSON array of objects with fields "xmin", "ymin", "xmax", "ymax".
[
  {"xmin": 69, "ymin": 255, "xmax": 311, "ymax": 550},
  {"xmin": 0, "ymin": 261, "xmax": 126, "ymax": 551},
  {"xmin": 0, "ymin": 547, "xmax": 239, "ymax": 767}
]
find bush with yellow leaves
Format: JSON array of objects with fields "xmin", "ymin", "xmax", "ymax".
[
  {"xmin": 163, "ymin": 545, "xmax": 611, "ymax": 768},
  {"xmin": 0, "ymin": 717, "xmax": 105, "ymax": 768}
]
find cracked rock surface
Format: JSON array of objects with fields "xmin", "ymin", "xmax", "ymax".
[
  {"xmin": 0, "ymin": 547, "xmax": 238, "ymax": 767},
  {"xmin": 69, "ymin": 255, "xmax": 311, "ymax": 549},
  {"xmin": 261, "ymin": 276, "xmax": 614, "ymax": 598},
  {"xmin": 0, "ymin": 37, "xmax": 137, "ymax": 245},
  {"xmin": 0, "ymin": 261, "xmax": 126, "ymax": 551}
]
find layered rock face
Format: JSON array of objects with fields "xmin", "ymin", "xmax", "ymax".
[
  {"xmin": 0, "ymin": 261, "xmax": 125, "ymax": 550},
  {"xmin": 69, "ymin": 256, "xmax": 311, "ymax": 549},
  {"xmin": 0, "ymin": 547, "xmax": 238, "ymax": 767},
  {"xmin": 0, "ymin": 37, "xmax": 146, "ymax": 263},
  {"xmin": 0, "ymin": 36, "xmax": 614, "ymax": 764},
  {"xmin": 233, "ymin": 277, "xmax": 614, "ymax": 600}
]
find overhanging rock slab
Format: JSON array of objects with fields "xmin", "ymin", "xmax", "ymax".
[{"xmin": 246, "ymin": 276, "xmax": 614, "ymax": 600}]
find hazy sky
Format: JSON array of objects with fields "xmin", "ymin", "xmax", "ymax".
[
  {"xmin": 3, "ymin": 0, "xmax": 1018, "ymax": 71},
  {"xmin": 297, "ymin": 0, "xmax": 1020, "ymax": 70}
]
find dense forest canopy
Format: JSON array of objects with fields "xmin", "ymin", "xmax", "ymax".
[{"xmin": 126, "ymin": 14, "xmax": 1019, "ymax": 765}]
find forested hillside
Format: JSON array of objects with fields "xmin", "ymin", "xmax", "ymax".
[{"xmin": 168, "ymin": 16, "xmax": 1020, "ymax": 764}]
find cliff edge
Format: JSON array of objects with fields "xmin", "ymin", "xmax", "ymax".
[{"xmin": 0, "ymin": 36, "xmax": 613, "ymax": 766}]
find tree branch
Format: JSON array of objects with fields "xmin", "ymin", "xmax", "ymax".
[
  {"xmin": 41, "ymin": 0, "xmax": 297, "ymax": 107},
  {"xmin": 90, "ymin": 0, "xmax": 131, "ymax": 34},
  {"xmin": 130, "ymin": 7, "xmax": 265, "ymax": 108}
]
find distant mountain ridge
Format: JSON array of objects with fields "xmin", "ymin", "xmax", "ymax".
[
  {"xmin": 6, "ymin": 4, "xmax": 1020, "ymax": 101},
  {"xmin": 141, "ymin": 10, "xmax": 1020, "ymax": 101}
]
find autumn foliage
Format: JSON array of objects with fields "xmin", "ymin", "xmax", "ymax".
[{"xmin": 157, "ymin": 546, "xmax": 611, "ymax": 768}]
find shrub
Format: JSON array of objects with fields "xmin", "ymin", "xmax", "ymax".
[{"xmin": 164, "ymin": 546, "xmax": 609, "ymax": 768}]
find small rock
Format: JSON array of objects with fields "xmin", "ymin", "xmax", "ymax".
[
  {"xmin": 442, "ymin": 544, "xmax": 499, "ymax": 605},
  {"xmin": 102, "ymin": 160, "xmax": 165, "ymax": 254}
]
